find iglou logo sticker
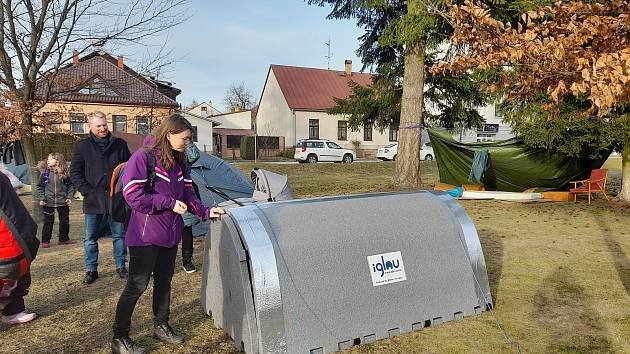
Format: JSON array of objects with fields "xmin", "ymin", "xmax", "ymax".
[{"xmin": 367, "ymin": 251, "xmax": 407, "ymax": 287}]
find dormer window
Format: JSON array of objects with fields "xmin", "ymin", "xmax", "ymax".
[{"xmin": 77, "ymin": 76, "xmax": 118, "ymax": 96}]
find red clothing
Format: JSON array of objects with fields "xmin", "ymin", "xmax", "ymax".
[{"xmin": 0, "ymin": 218, "xmax": 23, "ymax": 259}]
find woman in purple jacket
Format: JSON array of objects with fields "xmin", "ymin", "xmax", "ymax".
[{"xmin": 112, "ymin": 114, "xmax": 223, "ymax": 354}]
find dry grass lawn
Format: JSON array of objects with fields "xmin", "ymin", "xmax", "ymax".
[{"xmin": 2, "ymin": 159, "xmax": 630, "ymax": 354}]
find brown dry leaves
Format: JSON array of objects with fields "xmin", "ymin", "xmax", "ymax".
[{"xmin": 434, "ymin": 1, "xmax": 630, "ymax": 115}]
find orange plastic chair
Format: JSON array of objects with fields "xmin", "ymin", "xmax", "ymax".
[{"xmin": 569, "ymin": 169, "xmax": 609, "ymax": 205}]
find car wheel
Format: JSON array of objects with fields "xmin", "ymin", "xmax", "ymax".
[
  {"xmin": 424, "ymin": 154, "xmax": 433, "ymax": 161},
  {"xmin": 342, "ymin": 154, "xmax": 353, "ymax": 163},
  {"xmin": 392, "ymin": 154, "xmax": 397, "ymax": 161},
  {"xmin": 307, "ymin": 154, "xmax": 318, "ymax": 163}
]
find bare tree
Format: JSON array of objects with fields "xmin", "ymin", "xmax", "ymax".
[
  {"xmin": 222, "ymin": 82, "xmax": 254, "ymax": 112},
  {"xmin": 0, "ymin": 0, "xmax": 189, "ymax": 189},
  {"xmin": 183, "ymin": 99, "xmax": 199, "ymax": 111}
]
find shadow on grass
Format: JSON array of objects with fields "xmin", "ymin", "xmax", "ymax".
[
  {"xmin": 534, "ymin": 267, "xmax": 613, "ymax": 353},
  {"xmin": 596, "ymin": 216, "xmax": 630, "ymax": 297},
  {"xmin": 478, "ymin": 230, "xmax": 504, "ymax": 304}
]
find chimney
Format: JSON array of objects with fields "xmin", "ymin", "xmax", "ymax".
[
  {"xmin": 73, "ymin": 50, "xmax": 79, "ymax": 66},
  {"xmin": 344, "ymin": 59, "xmax": 352, "ymax": 77},
  {"xmin": 117, "ymin": 55, "xmax": 124, "ymax": 69}
]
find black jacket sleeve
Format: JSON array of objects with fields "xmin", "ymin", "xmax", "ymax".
[
  {"xmin": 0, "ymin": 173, "xmax": 39, "ymax": 261},
  {"xmin": 121, "ymin": 141, "xmax": 131, "ymax": 162},
  {"xmin": 70, "ymin": 140, "xmax": 92, "ymax": 196}
]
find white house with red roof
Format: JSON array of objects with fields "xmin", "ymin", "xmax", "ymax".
[{"xmin": 255, "ymin": 60, "xmax": 396, "ymax": 157}]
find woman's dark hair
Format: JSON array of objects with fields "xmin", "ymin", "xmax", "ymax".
[{"xmin": 151, "ymin": 113, "xmax": 193, "ymax": 170}]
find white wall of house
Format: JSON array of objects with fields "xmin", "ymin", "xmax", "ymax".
[
  {"xmin": 256, "ymin": 70, "xmax": 295, "ymax": 143},
  {"xmin": 457, "ymin": 104, "xmax": 514, "ymax": 143},
  {"xmin": 294, "ymin": 110, "xmax": 393, "ymax": 151},
  {"xmin": 182, "ymin": 112, "xmax": 215, "ymax": 153},
  {"xmin": 213, "ymin": 110, "xmax": 252, "ymax": 130},
  {"xmin": 188, "ymin": 102, "xmax": 222, "ymax": 117}
]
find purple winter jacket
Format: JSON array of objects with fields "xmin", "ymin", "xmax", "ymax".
[{"xmin": 121, "ymin": 141, "xmax": 209, "ymax": 248}]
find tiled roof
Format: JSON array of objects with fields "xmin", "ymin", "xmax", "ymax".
[
  {"xmin": 270, "ymin": 64, "xmax": 372, "ymax": 110},
  {"xmin": 36, "ymin": 52, "xmax": 179, "ymax": 107}
]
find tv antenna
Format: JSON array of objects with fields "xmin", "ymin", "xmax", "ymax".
[{"xmin": 324, "ymin": 37, "xmax": 333, "ymax": 70}]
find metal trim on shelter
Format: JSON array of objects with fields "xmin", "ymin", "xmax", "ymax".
[{"xmin": 229, "ymin": 207, "xmax": 287, "ymax": 353}]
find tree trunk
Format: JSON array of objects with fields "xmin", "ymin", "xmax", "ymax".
[
  {"xmin": 20, "ymin": 113, "xmax": 44, "ymax": 223},
  {"xmin": 396, "ymin": 42, "xmax": 425, "ymax": 189},
  {"xmin": 619, "ymin": 146, "xmax": 630, "ymax": 202}
]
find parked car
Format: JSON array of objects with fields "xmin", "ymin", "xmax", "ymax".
[
  {"xmin": 376, "ymin": 142, "xmax": 434, "ymax": 161},
  {"xmin": 294, "ymin": 139, "xmax": 355, "ymax": 163}
]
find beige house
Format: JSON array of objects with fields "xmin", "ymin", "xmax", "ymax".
[
  {"xmin": 187, "ymin": 101, "xmax": 222, "ymax": 117},
  {"xmin": 181, "ymin": 111, "xmax": 220, "ymax": 153},
  {"xmin": 210, "ymin": 110, "xmax": 255, "ymax": 159},
  {"xmin": 35, "ymin": 51, "xmax": 180, "ymax": 135},
  {"xmin": 255, "ymin": 61, "xmax": 396, "ymax": 157}
]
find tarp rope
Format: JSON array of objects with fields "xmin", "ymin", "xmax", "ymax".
[{"xmin": 450, "ymin": 209, "xmax": 523, "ymax": 354}]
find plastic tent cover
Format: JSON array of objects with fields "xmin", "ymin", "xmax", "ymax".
[
  {"xmin": 428, "ymin": 128, "xmax": 610, "ymax": 192},
  {"xmin": 189, "ymin": 153, "xmax": 254, "ymax": 236},
  {"xmin": 250, "ymin": 168, "xmax": 294, "ymax": 202}
]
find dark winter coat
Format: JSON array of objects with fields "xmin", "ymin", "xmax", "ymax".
[
  {"xmin": 35, "ymin": 169, "xmax": 75, "ymax": 207},
  {"xmin": 70, "ymin": 133, "xmax": 131, "ymax": 214},
  {"xmin": 0, "ymin": 172, "xmax": 39, "ymax": 263}
]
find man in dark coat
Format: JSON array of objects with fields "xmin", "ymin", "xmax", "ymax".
[
  {"xmin": 70, "ymin": 111, "xmax": 131, "ymax": 285},
  {"xmin": 0, "ymin": 171, "xmax": 38, "ymax": 325}
]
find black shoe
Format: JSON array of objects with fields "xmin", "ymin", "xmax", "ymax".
[
  {"xmin": 153, "ymin": 323, "xmax": 185, "ymax": 344},
  {"xmin": 182, "ymin": 260, "xmax": 196, "ymax": 274},
  {"xmin": 112, "ymin": 336, "xmax": 148, "ymax": 354},
  {"xmin": 82, "ymin": 271, "xmax": 98, "ymax": 285},
  {"xmin": 116, "ymin": 267, "xmax": 129, "ymax": 279}
]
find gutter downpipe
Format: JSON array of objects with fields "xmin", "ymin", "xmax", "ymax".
[{"xmin": 292, "ymin": 109, "xmax": 297, "ymax": 149}]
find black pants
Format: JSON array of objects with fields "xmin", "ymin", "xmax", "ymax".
[
  {"xmin": 181, "ymin": 226, "xmax": 193, "ymax": 261},
  {"xmin": 112, "ymin": 245, "xmax": 177, "ymax": 338},
  {"xmin": 1, "ymin": 271, "xmax": 31, "ymax": 316},
  {"xmin": 41, "ymin": 205, "xmax": 69, "ymax": 243}
]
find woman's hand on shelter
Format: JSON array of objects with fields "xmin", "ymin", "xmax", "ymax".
[
  {"xmin": 172, "ymin": 200, "xmax": 188, "ymax": 214},
  {"xmin": 208, "ymin": 207, "xmax": 225, "ymax": 220}
]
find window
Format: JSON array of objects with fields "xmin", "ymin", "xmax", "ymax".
[
  {"xmin": 477, "ymin": 123, "xmax": 499, "ymax": 133},
  {"xmin": 192, "ymin": 126, "xmax": 198, "ymax": 142},
  {"xmin": 77, "ymin": 77, "xmax": 118, "ymax": 96},
  {"xmin": 201, "ymin": 106, "xmax": 207, "ymax": 113},
  {"xmin": 43, "ymin": 112, "xmax": 61, "ymax": 132},
  {"xmin": 337, "ymin": 121, "xmax": 347, "ymax": 141},
  {"xmin": 136, "ymin": 116, "xmax": 151, "ymax": 135},
  {"xmin": 227, "ymin": 135, "xmax": 242, "ymax": 148},
  {"xmin": 69, "ymin": 113, "xmax": 86, "ymax": 134},
  {"xmin": 308, "ymin": 119, "xmax": 319, "ymax": 139},
  {"xmin": 257, "ymin": 136, "xmax": 280, "ymax": 149},
  {"xmin": 477, "ymin": 133, "xmax": 495, "ymax": 142},
  {"xmin": 306, "ymin": 141, "xmax": 325, "ymax": 149},
  {"xmin": 389, "ymin": 128, "xmax": 398, "ymax": 142},
  {"xmin": 327, "ymin": 142, "xmax": 341, "ymax": 149},
  {"xmin": 363, "ymin": 119, "xmax": 373, "ymax": 141},
  {"xmin": 112, "ymin": 115, "xmax": 127, "ymax": 133}
]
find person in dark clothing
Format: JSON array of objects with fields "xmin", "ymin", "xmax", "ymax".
[
  {"xmin": 0, "ymin": 171, "xmax": 39, "ymax": 325},
  {"xmin": 181, "ymin": 182, "xmax": 201, "ymax": 273},
  {"xmin": 181, "ymin": 143, "xmax": 202, "ymax": 273},
  {"xmin": 70, "ymin": 111, "xmax": 131, "ymax": 285},
  {"xmin": 36, "ymin": 153, "xmax": 77, "ymax": 248}
]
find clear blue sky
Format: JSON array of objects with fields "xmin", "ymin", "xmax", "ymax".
[{"xmin": 121, "ymin": 0, "xmax": 367, "ymax": 112}]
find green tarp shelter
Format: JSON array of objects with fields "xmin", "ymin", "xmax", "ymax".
[{"xmin": 428, "ymin": 129, "xmax": 610, "ymax": 192}]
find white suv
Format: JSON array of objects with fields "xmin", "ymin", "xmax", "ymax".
[
  {"xmin": 376, "ymin": 142, "xmax": 434, "ymax": 161},
  {"xmin": 294, "ymin": 139, "xmax": 356, "ymax": 163}
]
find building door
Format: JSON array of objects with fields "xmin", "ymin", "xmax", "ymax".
[{"xmin": 214, "ymin": 134, "xmax": 222, "ymax": 156}]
